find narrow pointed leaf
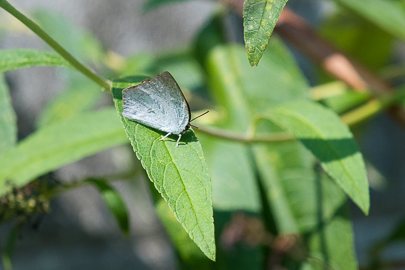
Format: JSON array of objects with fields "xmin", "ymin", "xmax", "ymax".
[
  {"xmin": 88, "ymin": 178, "xmax": 130, "ymax": 235},
  {"xmin": 243, "ymin": 0, "xmax": 288, "ymax": 66},
  {"xmin": 0, "ymin": 75, "xmax": 16, "ymax": 153},
  {"xmin": 0, "ymin": 109, "xmax": 127, "ymax": 195},
  {"xmin": 265, "ymin": 100, "xmax": 369, "ymax": 214},
  {"xmin": 0, "ymin": 49, "xmax": 69, "ymax": 73},
  {"xmin": 112, "ymin": 77, "xmax": 215, "ymax": 261}
]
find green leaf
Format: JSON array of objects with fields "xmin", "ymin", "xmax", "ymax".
[
  {"xmin": 335, "ymin": 0, "xmax": 405, "ymax": 40},
  {"xmin": 203, "ymin": 40, "xmax": 307, "ymax": 269},
  {"xmin": 155, "ymin": 196, "xmax": 211, "ymax": 268},
  {"xmin": 112, "ymin": 77, "xmax": 215, "ymax": 261},
  {"xmin": 33, "ymin": 9, "xmax": 104, "ymax": 62},
  {"xmin": 1, "ymin": 225, "xmax": 19, "ymax": 270},
  {"xmin": 0, "ymin": 75, "xmax": 16, "ymax": 153},
  {"xmin": 37, "ymin": 78, "xmax": 102, "ymax": 127},
  {"xmin": 304, "ymin": 204, "xmax": 357, "ymax": 270},
  {"xmin": 205, "ymin": 41, "xmax": 358, "ymax": 268},
  {"xmin": 88, "ymin": 178, "xmax": 130, "ymax": 235},
  {"xmin": 201, "ymin": 136, "xmax": 260, "ymax": 212},
  {"xmin": 243, "ymin": 0, "xmax": 288, "ymax": 66},
  {"xmin": 265, "ymin": 100, "xmax": 369, "ymax": 214},
  {"xmin": 200, "ymin": 133, "xmax": 264, "ymax": 269},
  {"xmin": 0, "ymin": 109, "xmax": 127, "ymax": 195},
  {"xmin": 0, "ymin": 49, "xmax": 69, "ymax": 73},
  {"xmin": 206, "ymin": 42, "xmax": 307, "ymax": 128},
  {"xmin": 253, "ymin": 132, "xmax": 357, "ymax": 269},
  {"xmin": 320, "ymin": 12, "xmax": 393, "ymax": 70}
]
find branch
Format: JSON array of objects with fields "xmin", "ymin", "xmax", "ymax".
[
  {"xmin": 0, "ymin": 0, "xmax": 111, "ymax": 91},
  {"xmin": 195, "ymin": 125, "xmax": 294, "ymax": 143}
]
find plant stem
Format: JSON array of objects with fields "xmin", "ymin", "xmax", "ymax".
[
  {"xmin": 196, "ymin": 125, "xmax": 294, "ymax": 143},
  {"xmin": 342, "ymin": 89, "xmax": 405, "ymax": 126},
  {"xmin": 0, "ymin": 0, "xmax": 111, "ymax": 90}
]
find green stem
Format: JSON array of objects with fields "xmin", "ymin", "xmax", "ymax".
[
  {"xmin": 342, "ymin": 89, "xmax": 405, "ymax": 126},
  {"xmin": 0, "ymin": 0, "xmax": 111, "ymax": 90}
]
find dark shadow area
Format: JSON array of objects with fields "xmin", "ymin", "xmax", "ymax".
[
  {"xmin": 300, "ymin": 138, "xmax": 360, "ymax": 162},
  {"xmin": 212, "ymin": 210, "xmax": 265, "ymax": 270}
]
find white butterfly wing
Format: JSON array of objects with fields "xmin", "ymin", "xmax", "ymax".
[{"xmin": 122, "ymin": 72, "xmax": 190, "ymax": 134}]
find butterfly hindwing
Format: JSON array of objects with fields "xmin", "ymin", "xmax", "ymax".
[{"xmin": 122, "ymin": 72, "xmax": 190, "ymax": 135}]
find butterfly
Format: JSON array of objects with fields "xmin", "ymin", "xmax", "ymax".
[{"xmin": 122, "ymin": 71, "xmax": 207, "ymax": 147}]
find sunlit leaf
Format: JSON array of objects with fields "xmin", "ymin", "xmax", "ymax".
[
  {"xmin": 264, "ymin": 100, "xmax": 369, "ymax": 214},
  {"xmin": 0, "ymin": 109, "xmax": 127, "ymax": 195},
  {"xmin": 112, "ymin": 77, "xmax": 215, "ymax": 261},
  {"xmin": 0, "ymin": 49, "xmax": 68, "ymax": 73}
]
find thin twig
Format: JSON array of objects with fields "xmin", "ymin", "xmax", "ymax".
[{"xmin": 196, "ymin": 125, "xmax": 294, "ymax": 143}]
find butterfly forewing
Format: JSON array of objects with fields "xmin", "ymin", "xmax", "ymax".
[{"xmin": 122, "ymin": 72, "xmax": 190, "ymax": 135}]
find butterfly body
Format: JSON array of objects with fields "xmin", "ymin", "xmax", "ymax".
[{"xmin": 122, "ymin": 71, "xmax": 191, "ymax": 146}]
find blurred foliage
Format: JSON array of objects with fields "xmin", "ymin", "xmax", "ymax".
[{"xmin": 1, "ymin": 0, "xmax": 405, "ymax": 269}]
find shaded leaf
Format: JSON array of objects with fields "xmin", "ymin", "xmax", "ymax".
[
  {"xmin": 205, "ymin": 41, "xmax": 358, "ymax": 268},
  {"xmin": 143, "ymin": 0, "xmax": 190, "ymax": 11},
  {"xmin": 33, "ymin": 10, "xmax": 104, "ymax": 63},
  {"xmin": 265, "ymin": 100, "xmax": 369, "ymax": 214},
  {"xmin": 321, "ymin": 12, "xmax": 393, "ymax": 70},
  {"xmin": 201, "ymin": 136, "xmax": 260, "ymax": 212},
  {"xmin": 243, "ymin": 0, "xmax": 288, "ymax": 66},
  {"xmin": 154, "ymin": 195, "xmax": 211, "ymax": 269},
  {"xmin": 0, "ymin": 49, "xmax": 68, "ymax": 73},
  {"xmin": 1, "ymin": 225, "xmax": 19, "ymax": 270},
  {"xmin": 303, "ymin": 204, "xmax": 357, "ymax": 270},
  {"xmin": 0, "ymin": 75, "xmax": 16, "ymax": 153},
  {"xmin": 200, "ymin": 131, "xmax": 264, "ymax": 270},
  {"xmin": 0, "ymin": 108, "xmax": 127, "ymax": 196},
  {"xmin": 37, "ymin": 78, "xmax": 101, "ymax": 127},
  {"xmin": 112, "ymin": 77, "xmax": 215, "ymax": 261},
  {"xmin": 88, "ymin": 178, "xmax": 130, "ymax": 235},
  {"xmin": 335, "ymin": 0, "xmax": 405, "ymax": 40},
  {"xmin": 203, "ymin": 40, "xmax": 308, "ymax": 269}
]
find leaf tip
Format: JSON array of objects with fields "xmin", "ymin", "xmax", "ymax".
[{"xmin": 358, "ymin": 192, "xmax": 370, "ymax": 215}]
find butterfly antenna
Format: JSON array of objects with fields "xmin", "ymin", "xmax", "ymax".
[{"xmin": 190, "ymin": 110, "xmax": 209, "ymax": 122}]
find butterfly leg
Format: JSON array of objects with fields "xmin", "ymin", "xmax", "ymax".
[
  {"xmin": 160, "ymin": 132, "xmax": 171, "ymax": 141},
  {"xmin": 176, "ymin": 134, "xmax": 182, "ymax": 147}
]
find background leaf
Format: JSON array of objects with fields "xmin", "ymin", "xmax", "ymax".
[
  {"xmin": 0, "ymin": 108, "xmax": 127, "ymax": 195},
  {"xmin": 143, "ymin": 0, "xmax": 190, "ymax": 11},
  {"xmin": 265, "ymin": 100, "xmax": 369, "ymax": 214},
  {"xmin": 33, "ymin": 9, "xmax": 104, "ymax": 63},
  {"xmin": 87, "ymin": 178, "xmax": 130, "ymax": 235},
  {"xmin": 36, "ymin": 77, "xmax": 102, "ymax": 127},
  {"xmin": 334, "ymin": 0, "xmax": 405, "ymax": 40},
  {"xmin": 0, "ymin": 74, "xmax": 16, "ymax": 153},
  {"xmin": 112, "ymin": 77, "xmax": 216, "ymax": 261},
  {"xmin": 0, "ymin": 49, "xmax": 69, "ymax": 73},
  {"xmin": 243, "ymin": 0, "xmax": 288, "ymax": 66},
  {"xmin": 205, "ymin": 40, "xmax": 358, "ymax": 268}
]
